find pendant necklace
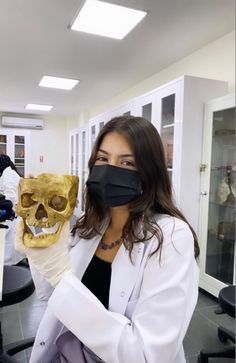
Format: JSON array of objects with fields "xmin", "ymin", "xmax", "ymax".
[{"xmin": 98, "ymin": 238, "xmax": 122, "ymax": 250}]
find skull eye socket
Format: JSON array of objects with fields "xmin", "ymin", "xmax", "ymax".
[
  {"xmin": 49, "ymin": 196, "xmax": 67, "ymax": 212},
  {"xmin": 21, "ymin": 193, "xmax": 36, "ymax": 208}
]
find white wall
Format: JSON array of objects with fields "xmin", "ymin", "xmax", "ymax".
[
  {"xmin": 90, "ymin": 31, "xmax": 235, "ymax": 119},
  {"xmin": 65, "ymin": 111, "xmax": 91, "ymax": 131},
  {"xmin": 29, "ymin": 116, "xmax": 69, "ymax": 176}
]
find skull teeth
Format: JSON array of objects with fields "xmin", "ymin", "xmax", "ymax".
[
  {"xmin": 42, "ymin": 223, "xmax": 59, "ymax": 234},
  {"xmin": 26, "ymin": 221, "xmax": 60, "ymax": 236}
]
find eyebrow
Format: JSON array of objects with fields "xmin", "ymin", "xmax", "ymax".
[{"xmin": 98, "ymin": 148, "xmax": 135, "ymax": 158}]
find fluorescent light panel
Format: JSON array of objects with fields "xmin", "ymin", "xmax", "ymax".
[
  {"xmin": 71, "ymin": 0, "xmax": 147, "ymax": 40},
  {"xmin": 39, "ymin": 76, "xmax": 79, "ymax": 90},
  {"xmin": 25, "ymin": 104, "xmax": 53, "ymax": 111}
]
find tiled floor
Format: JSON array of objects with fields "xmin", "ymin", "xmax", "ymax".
[{"xmin": 0, "ymin": 286, "xmax": 234, "ymax": 363}]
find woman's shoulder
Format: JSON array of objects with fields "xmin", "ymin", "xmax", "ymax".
[
  {"xmin": 154, "ymin": 213, "xmax": 189, "ymax": 230},
  {"xmin": 151, "ymin": 214, "xmax": 194, "ymax": 252}
]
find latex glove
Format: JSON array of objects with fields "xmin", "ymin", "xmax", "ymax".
[{"xmin": 15, "ymin": 219, "xmax": 72, "ymax": 287}]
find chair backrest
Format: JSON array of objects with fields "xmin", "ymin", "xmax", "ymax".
[
  {"xmin": 0, "ymin": 265, "xmax": 35, "ymax": 307},
  {"xmin": 219, "ymin": 285, "xmax": 235, "ymax": 319}
]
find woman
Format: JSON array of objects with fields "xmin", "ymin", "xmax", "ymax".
[
  {"xmin": 0, "ymin": 154, "xmax": 25, "ymax": 265},
  {"xmin": 16, "ymin": 116, "xmax": 199, "ymax": 363}
]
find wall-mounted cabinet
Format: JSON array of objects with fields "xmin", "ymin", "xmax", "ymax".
[
  {"xmin": 0, "ymin": 128, "xmax": 30, "ymax": 176},
  {"xmin": 70, "ymin": 76, "xmax": 227, "ymax": 230},
  {"xmin": 199, "ymin": 93, "xmax": 235, "ymax": 297}
]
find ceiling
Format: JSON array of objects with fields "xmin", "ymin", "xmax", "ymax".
[{"xmin": 0, "ymin": 0, "xmax": 235, "ymax": 119}]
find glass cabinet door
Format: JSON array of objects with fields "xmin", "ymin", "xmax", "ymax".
[
  {"xmin": 70, "ymin": 132, "xmax": 79, "ymax": 177},
  {"xmin": 14, "ymin": 135, "xmax": 25, "ymax": 176},
  {"xmin": 0, "ymin": 130, "xmax": 30, "ymax": 176},
  {"xmin": 160, "ymin": 94, "xmax": 175, "ymax": 178},
  {"xmin": 91, "ymin": 124, "xmax": 96, "ymax": 151},
  {"xmin": 81, "ymin": 130, "xmax": 87, "ymax": 211},
  {"xmin": 75, "ymin": 133, "xmax": 79, "ymax": 177},
  {"xmin": 206, "ymin": 106, "xmax": 235, "ymax": 285},
  {"xmin": 0, "ymin": 134, "xmax": 7, "ymax": 155},
  {"xmin": 89, "ymin": 122, "xmax": 103, "ymax": 158},
  {"xmin": 99, "ymin": 121, "xmax": 105, "ymax": 131},
  {"xmin": 142, "ymin": 103, "xmax": 152, "ymax": 122},
  {"xmin": 70, "ymin": 134, "xmax": 75, "ymax": 175},
  {"xmin": 136, "ymin": 93, "xmax": 158, "ymax": 124}
]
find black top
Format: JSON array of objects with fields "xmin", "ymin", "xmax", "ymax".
[{"xmin": 81, "ymin": 254, "xmax": 112, "ymax": 309}]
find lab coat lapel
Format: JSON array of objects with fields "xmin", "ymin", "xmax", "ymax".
[
  {"xmin": 70, "ymin": 235, "xmax": 101, "ymax": 279},
  {"xmin": 109, "ymin": 242, "xmax": 144, "ymax": 315},
  {"xmin": 70, "ymin": 219, "xmax": 109, "ymax": 279}
]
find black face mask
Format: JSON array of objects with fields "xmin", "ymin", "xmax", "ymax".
[{"xmin": 86, "ymin": 164, "xmax": 143, "ymax": 207}]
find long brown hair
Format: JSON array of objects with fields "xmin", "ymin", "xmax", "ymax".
[{"xmin": 72, "ymin": 116, "xmax": 200, "ymax": 259}]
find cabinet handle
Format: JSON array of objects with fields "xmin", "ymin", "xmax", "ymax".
[{"xmin": 200, "ymin": 191, "xmax": 208, "ymax": 196}]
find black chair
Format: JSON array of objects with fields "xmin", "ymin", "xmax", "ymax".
[
  {"xmin": 198, "ymin": 285, "xmax": 235, "ymax": 363},
  {"xmin": 0, "ymin": 265, "xmax": 35, "ymax": 363}
]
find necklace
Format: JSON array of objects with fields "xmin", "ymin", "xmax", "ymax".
[{"xmin": 98, "ymin": 238, "xmax": 122, "ymax": 250}]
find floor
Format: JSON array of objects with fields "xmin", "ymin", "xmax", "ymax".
[
  {"xmin": 0, "ymin": 285, "xmax": 234, "ymax": 363},
  {"xmin": 184, "ymin": 289, "xmax": 234, "ymax": 363}
]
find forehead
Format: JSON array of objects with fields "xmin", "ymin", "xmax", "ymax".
[
  {"xmin": 18, "ymin": 174, "xmax": 73, "ymax": 196},
  {"xmin": 99, "ymin": 132, "xmax": 133, "ymax": 153}
]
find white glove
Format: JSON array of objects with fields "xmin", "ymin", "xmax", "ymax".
[{"xmin": 15, "ymin": 219, "xmax": 72, "ymax": 287}]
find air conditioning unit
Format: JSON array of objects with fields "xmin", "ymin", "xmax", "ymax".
[{"xmin": 1, "ymin": 116, "xmax": 44, "ymax": 130}]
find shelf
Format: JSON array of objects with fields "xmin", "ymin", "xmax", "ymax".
[
  {"xmin": 209, "ymin": 201, "xmax": 235, "ymax": 208},
  {"xmin": 214, "ymin": 129, "xmax": 235, "ymax": 137},
  {"xmin": 162, "ymin": 123, "xmax": 174, "ymax": 129},
  {"xmin": 211, "ymin": 166, "xmax": 236, "ymax": 172},
  {"xmin": 217, "ymin": 236, "xmax": 235, "ymax": 243}
]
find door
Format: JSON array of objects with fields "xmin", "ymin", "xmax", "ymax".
[{"xmin": 199, "ymin": 94, "xmax": 236, "ymax": 296}]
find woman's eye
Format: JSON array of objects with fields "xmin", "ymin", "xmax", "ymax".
[
  {"xmin": 121, "ymin": 160, "xmax": 136, "ymax": 168},
  {"xmin": 95, "ymin": 156, "xmax": 108, "ymax": 163}
]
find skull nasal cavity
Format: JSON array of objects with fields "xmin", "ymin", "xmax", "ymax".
[{"xmin": 36, "ymin": 204, "xmax": 48, "ymax": 220}]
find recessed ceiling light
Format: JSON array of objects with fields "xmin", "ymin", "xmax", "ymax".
[
  {"xmin": 39, "ymin": 76, "xmax": 79, "ymax": 90},
  {"xmin": 71, "ymin": 0, "xmax": 147, "ymax": 40},
  {"xmin": 25, "ymin": 104, "xmax": 53, "ymax": 111}
]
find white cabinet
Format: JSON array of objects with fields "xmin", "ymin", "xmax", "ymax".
[
  {"xmin": 199, "ymin": 93, "xmax": 235, "ymax": 297},
  {"xmin": 0, "ymin": 128, "xmax": 30, "ymax": 176},
  {"xmin": 153, "ymin": 76, "xmax": 228, "ymax": 235},
  {"xmin": 70, "ymin": 76, "xmax": 228, "ymax": 225}
]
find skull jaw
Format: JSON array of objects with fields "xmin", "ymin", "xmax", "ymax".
[{"xmin": 23, "ymin": 219, "xmax": 64, "ymax": 248}]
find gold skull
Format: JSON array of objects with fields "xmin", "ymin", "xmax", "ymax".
[{"xmin": 16, "ymin": 173, "xmax": 79, "ymax": 248}]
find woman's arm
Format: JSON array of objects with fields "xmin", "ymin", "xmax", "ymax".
[
  {"xmin": 48, "ymin": 218, "xmax": 199, "ymax": 363},
  {"xmin": 15, "ymin": 220, "xmax": 74, "ymax": 301}
]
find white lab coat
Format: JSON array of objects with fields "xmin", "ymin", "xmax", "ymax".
[
  {"xmin": 0, "ymin": 166, "xmax": 24, "ymax": 265},
  {"xmin": 29, "ymin": 215, "xmax": 199, "ymax": 363}
]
